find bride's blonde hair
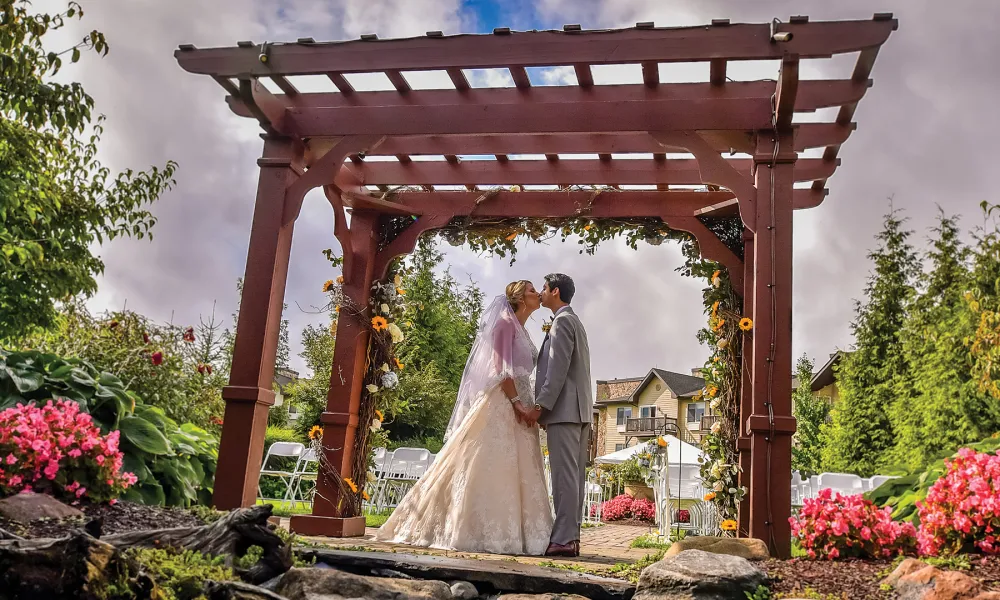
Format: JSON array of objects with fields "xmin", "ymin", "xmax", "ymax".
[{"xmin": 506, "ymin": 280, "xmax": 531, "ymax": 312}]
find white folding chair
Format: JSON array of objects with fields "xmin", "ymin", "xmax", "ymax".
[
  {"xmin": 257, "ymin": 442, "xmax": 305, "ymax": 506},
  {"xmin": 363, "ymin": 448, "xmax": 389, "ymax": 514},
  {"xmin": 583, "ymin": 475, "xmax": 603, "ymax": 524},
  {"xmin": 869, "ymin": 475, "xmax": 896, "ymax": 491},
  {"xmin": 286, "ymin": 448, "xmax": 320, "ymax": 508},
  {"xmin": 818, "ymin": 473, "xmax": 865, "ymax": 497}
]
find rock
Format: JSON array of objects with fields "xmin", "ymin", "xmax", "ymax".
[
  {"xmin": 302, "ymin": 548, "xmax": 634, "ymax": 600},
  {"xmin": 276, "ymin": 567, "xmax": 453, "ymax": 600},
  {"xmin": 892, "ymin": 564, "xmax": 988, "ymax": 600},
  {"xmin": 634, "ymin": 549, "xmax": 765, "ymax": 600},
  {"xmin": 882, "ymin": 558, "xmax": 928, "ymax": 587},
  {"xmin": 0, "ymin": 492, "xmax": 83, "ymax": 523},
  {"xmin": 451, "ymin": 581, "xmax": 479, "ymax": 600},
  {"xmin": 663, "ymin": 537, "xmax": 769, "ymax": 561}
]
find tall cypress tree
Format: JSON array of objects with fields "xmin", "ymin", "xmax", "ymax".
[
  {"xmin": 821, "ymin": 208, "xmax": 919, "ymax": 476},
  {"xmin": 888, "ymin": 211, "xmax": 978, "ymax": 469}
]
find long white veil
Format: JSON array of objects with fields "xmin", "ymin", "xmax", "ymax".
[{"xmin": 444, "ymin": 295, "xmax": 536, "ymax": 442}]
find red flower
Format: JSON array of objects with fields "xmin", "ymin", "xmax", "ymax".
[
  {"xmin": 206, "ymin": 364, "xmax": 213, "ymax": 375},
  {"xmin": 197, "ymin": 363, "xmax": 206, "ymax": 375},
  {"xmin": 183, "ymin": 327, "xmax": 195, "ymax": 343},
  {"xmin": 108, "ymin": 320, "xmax": 119, "ymax": 329},
  {"xmin": 211, "ymin": 417, "xmax": 224, "ymax": 426},
  {"xmin": 151, "ymin": 352, "xmax": 163, "ymax": 366},
  {"xmin": 142, "ymin": 333, "xmax": 150, "ymax": 344}
]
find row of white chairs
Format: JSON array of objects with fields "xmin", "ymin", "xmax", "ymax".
[
  {"xmin": 363, "ymin": 447, "xmax": 437, "ymax": 514},
  {"xmin": 792, "ymin": 471, "xmax": 897, "ymax": 505}
]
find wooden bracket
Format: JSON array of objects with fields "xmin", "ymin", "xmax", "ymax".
[
  {"xmin": 651, "ymin": 131, "xmax": 758, "ymax": 232},
  {"xmin": 323, "ymin": 185, "xmax": 354, "ymax": 280},
  {"xmin": 373, "ymin": 214, "xmax": 455, "ymax": 279},
  {"xmin": 745, "ymin": 415, "xmax": 797, "ymax": 436}
]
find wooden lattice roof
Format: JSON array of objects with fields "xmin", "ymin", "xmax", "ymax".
[{"xmin": 175, "ymin": 15, "xmax": 897, "ymax": 224}]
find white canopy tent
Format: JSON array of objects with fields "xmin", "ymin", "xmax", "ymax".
[{"xmin": 594, "ymin": 435, "xmax": 707, "ymax": 499}]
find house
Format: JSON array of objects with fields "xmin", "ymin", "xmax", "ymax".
[
  {"xmin": 809, "ymin": 351, "xmax": 845, "ymax": 406},
  {"xmin": 593, "ymin": 368, "xmax": 707, "ymax": 457},
  {"xmin": 272, "ymin": 368, "xmax": 300, "ymax": 421}
]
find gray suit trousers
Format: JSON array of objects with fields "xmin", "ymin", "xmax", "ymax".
[{"xmin": 546, "ymin": 422, "xmax": 591, "ymax": 546}]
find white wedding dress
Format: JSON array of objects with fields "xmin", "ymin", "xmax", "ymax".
[{"xmin": 375, "ymin": 297, "xmax": 553, "ymax": 555}]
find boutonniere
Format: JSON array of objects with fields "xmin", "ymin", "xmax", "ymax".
[{"xmin": 541, "ymin": 317, "xmax": 554, "ymax": 333}]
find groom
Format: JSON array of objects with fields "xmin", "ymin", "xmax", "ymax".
[{"xmin": 514, "ymin": 273, "xmax": 593, "ymax": 557}]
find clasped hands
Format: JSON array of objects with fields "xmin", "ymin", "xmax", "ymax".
[{"xmin": 511, "ymin": 397, "xmax": 544, "ymax": 428}]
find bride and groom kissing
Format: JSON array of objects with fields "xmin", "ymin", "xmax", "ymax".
[{"xmin": 375, "ymin": 273, "xmax": 593, "ymax": 557}]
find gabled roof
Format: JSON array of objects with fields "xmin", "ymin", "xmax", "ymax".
[
  {"xmin": 810, "ymin": 351, "xmax": 847, "ymax": 391},
  {"xmin": 630, "ymin": 367, "xmax": 705, "ymax": 401}
]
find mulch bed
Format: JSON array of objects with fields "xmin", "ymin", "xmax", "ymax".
[
  {"xmin": 765, "ymin": 555, "xmax": 1000, "ymax": 599},
  {"xmin": 0, "ymin": 500, "xmax": 205, "ymax": 539},
  {"xmin": 764, "ymin": 558, "xmax": 896, "ymax": 599}
]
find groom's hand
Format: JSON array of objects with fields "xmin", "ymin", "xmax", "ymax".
[{"xmin": 522, "ymin": 406, "xmax": 543, "ymax": 427}]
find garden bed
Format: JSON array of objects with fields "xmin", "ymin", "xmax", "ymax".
[
  {"xmin": 764, "ymin": 555, "xmax": 1000, "ymax": 599},
  {"xmin": 0, "ymin": 499, "xmax": 207, "ymax": 539}
]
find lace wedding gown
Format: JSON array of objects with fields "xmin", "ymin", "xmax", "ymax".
[{"xmin": 375, "ymin": 303, "xmax": 553, "ymax": 555}]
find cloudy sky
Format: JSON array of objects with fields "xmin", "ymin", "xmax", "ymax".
[{"xmin": 43, "ymin": 0, "xmax": 1000, "ymax": 383}]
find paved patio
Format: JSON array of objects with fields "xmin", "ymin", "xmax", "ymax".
[{"xmin": 283, "ymin": 520, "xmax": 660, "ymax": 572}]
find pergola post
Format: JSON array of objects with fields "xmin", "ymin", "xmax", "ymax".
[
  {"xmin": 746, "ymin": 133, "xmax": 797, "ymax": 557},
  {"xmin": 215, "ymin": 138, "xmax": 298, "ymax": 509},
  {"xmin": 290, "ymin": 210, "xmax": 381, "ymax": 537}
]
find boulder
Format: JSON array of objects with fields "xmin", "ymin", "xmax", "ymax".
[
  {"xmin": 450, "ymin": 581, "xmax": 479, "ymax": 600},
  {"xmin": 634, "ymin": 549, "xmax": 766, "ymax": 600},
  {"xmin": 663, "ymin": 537, "xmax": 769, "ymax": 561},
  {"xmin": 882, "ymin": 558, "xmax": 928, "ymax": 587},
  {"xmin": 276, "ymin": 567, "xmax": 453, "ymax": 600},
  {"xmin": 0, "ymin": 492, "xmax": 83, "ymax": 523},
  {"xmin": 889, "ymin": 562, "xmax": 997, "ymax": 600}
]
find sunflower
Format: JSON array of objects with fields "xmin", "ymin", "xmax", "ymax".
[
  {"xmin": 704, "ymin": 492, "xmax": 717, "ymax": 501},
  {"xmin": 334, "ymin": 305, "xmax": 341, "ymax": 313},
  {"xmin": 336, "ymin": 275, "xmax": 344, "ymax": 284},
  {"xmin": 656, "ymin": 437, "xmax": 667, "ymax": 447},
  {"xmin": 343, "ymin": 477, "xmax": 358, "ymax": 493},
  {"xmin": 322, "ymin": 280, "xmax": 335, "ymax": 293},
  {"xmin": 363, "ymin": 490, "xmax": 371, "ymax": 501},
  {"xmin": 707, "ymin": 385, "xmax": 718, "ymax": 397},
  {"xmin": 394, "ymin": 357, "xmax": 404, "ymax": 370},
  {"xmin": 371, "ymin": 316, "xmax": 388, "ymax": 331},
  {"xmin": 375, "ymin": 409, "xmax": 384, "ymax": 422},
  {"xmin": 720, "ymin": 519, "xmax": 738, "ymax": 532},
  {"xmin": 712, "ymin": 270, "xmax": 721, "ymax": 280},
  {"xmin": 711, "ymin": 300, "xmax": 720, "ymax": 314},
  {"xmin": 739, "ymin": 317, "xmax": 753, "ymax": 332},
  {"xmin": 713, "ymin": 319, "xmax": 725, "ymax": 332},
  {"xmin": 308, "ymin": 425, "xmax": 323, "ymax": 440},
  {"xmin": 583, "ymin": 224, "xmax": 592, "ymax": 231},
  {"xmin": 506, "ymin": 231, "xmax": 518, "ymax": 241},
  {"xmin": 396, "ymin": 287, "xmax": 406, "ymax": 296}
]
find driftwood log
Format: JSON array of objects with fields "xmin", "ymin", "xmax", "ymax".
[{"xmin": 0, "ymin": 505, "xmax": 292, "ymax": 598}]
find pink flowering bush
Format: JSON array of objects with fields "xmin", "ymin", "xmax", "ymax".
[
  {"xmin": 917, "ymin": 447, "xmax": 1000, "ymax": 556},
  {"xmin": 600, "ymin": 494, "xmax": 656, "ymax": 522},
  {"xmin": 790, "ymin": 488, "xmax": 917, "ymax": 560},
  {"xmin": 0, "ymin": 400, "xmax": 137, "ymax": 502},
  {"xmin": 631, "ymin": 497, "xmax": 656, "ymax": 521}
]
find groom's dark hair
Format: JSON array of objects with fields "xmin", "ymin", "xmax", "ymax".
[{"xmin": 544, "ymin": 273, "xmax": 576, "ymax": 303}]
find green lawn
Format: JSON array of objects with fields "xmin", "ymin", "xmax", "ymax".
[{"xmin": 256, "ymin": 499, "xmax": 392, "ymax": 528}]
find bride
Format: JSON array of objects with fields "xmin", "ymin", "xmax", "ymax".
[{"xmin": 374, "ymin": 281, "xmax": 553, "ymax": 555}]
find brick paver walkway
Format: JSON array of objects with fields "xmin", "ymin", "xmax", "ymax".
[{"xmin": 286, "ymin": 520, "xmax": 660, "ymax": 573}]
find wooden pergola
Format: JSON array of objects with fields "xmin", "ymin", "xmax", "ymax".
[{"xmin": 175, "ymin": 15, "xmax": 896, "ymax": 558}]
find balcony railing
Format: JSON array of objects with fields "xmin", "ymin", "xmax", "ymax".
[
  {"xmin": 701, "ymin": 414, "xmax": 719, "ymax": 431},
  {"xmin": 625, "ymin": 416, "xmax": 678, "ymax": 436}
]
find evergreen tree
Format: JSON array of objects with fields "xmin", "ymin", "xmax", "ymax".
[
  {"xmin": 792, "ymin": 353, "xmax": 828, "ymax": 477},
  {"xmin": 821, "ymin": 208, "xmax": 919, "ymax": 477},
  {"xmin": 888, "ymin": 211, "xmax": 981, "ymax": 469}
]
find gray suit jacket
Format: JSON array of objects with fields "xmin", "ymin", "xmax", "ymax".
[{"xmin": 535, "ymin": 306, "xmax": 593, "ymax": 425}]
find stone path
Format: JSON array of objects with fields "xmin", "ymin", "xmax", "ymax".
[{"xmin": 282, "ymin": 519, "xmax": 658, "ymax": 573}]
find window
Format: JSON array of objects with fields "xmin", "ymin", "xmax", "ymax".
[
  {"xmin": 639, "ymin": 406, "xmax": 656, "ymax": 419},
  {"xmin": 616, "ymin": 407, "xmax": 632, "ymax": 425},
  {"xmin": 615, "ymin": 444, "xmax": 626, "ymax": 452},
  {"xmin": 686, "ymin": 402, "xmax": 705, "ymax": 423}
]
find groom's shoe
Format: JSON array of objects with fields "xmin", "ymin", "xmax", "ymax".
[{"xmin": 544, "ymin": 542, "xmax": 577, "ymax": 557}]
